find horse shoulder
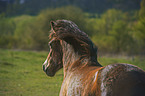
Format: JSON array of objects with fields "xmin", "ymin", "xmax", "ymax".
[{"xmin": 81, "ymin": 67, "xmax": 103, "ymax": 96}]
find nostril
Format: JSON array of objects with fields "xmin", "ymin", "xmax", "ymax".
[{"xmin": 43, "ymin": 65, "xmax": 46, "ymax": 72}]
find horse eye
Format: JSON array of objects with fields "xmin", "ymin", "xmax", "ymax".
[{"xmin": 48, "ymin": 43, "xmax": 52, "ymax": 48}]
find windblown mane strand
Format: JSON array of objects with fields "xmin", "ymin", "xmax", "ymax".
[{"xmin": 49, "ymin": 20, "xmax": 101, "ymax": 66}]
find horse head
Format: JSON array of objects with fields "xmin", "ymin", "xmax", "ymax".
[
  {"xmin": 43, "ymin": 20, "xmax": 101, "ymax": 77},
  {"xmin": 42, "ymin": 21, "xmax": 63, "ymax": 77}
]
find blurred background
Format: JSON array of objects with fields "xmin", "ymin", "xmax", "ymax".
[
  {"xmin": 0, "ymin": 0, "xmax": 145, "ymax": 55},
  {"xmin": 0, "ymin": 1, "xmax": 145, "ymax": 96}
]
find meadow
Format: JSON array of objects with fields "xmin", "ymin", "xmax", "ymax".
[{"xmin": 0, "ymin": 49, "xmax": 145, "ymax": 96}]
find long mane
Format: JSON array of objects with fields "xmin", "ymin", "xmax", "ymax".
[{"xmin": 49, "ymin": 20, "xmax": 101, "ymax": 66}]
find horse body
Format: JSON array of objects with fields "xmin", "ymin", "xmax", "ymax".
[
  {"xmin": 60, "ymin": 63, "xmax": 145, "ymax": 96},
  {"xmin": 43, "ymin": 20, "xmax": 145, "ymax": 96},
  {"xmin": 60, "ymin": 64, "xmax": 145, "ymax": 96}
]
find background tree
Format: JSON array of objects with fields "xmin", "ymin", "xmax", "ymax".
[
  {"xmin": 0, "ymin": 14, "xmax": 16, "ymax": 48},
  {"xmin": 133, "ymin": 0, "xmax": 145, "ymax": 55},
  {"xmin": 90, "ymin": 9, "xmax": 133, "ymax": 54},
  {"xmin": 109, "ymin": 21, "xmax": 134, "ymax": 53}
]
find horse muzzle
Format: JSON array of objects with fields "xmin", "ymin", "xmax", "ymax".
[{"xmin": 42, "ymin": 59, "xmax": 55, "ymax": 77}]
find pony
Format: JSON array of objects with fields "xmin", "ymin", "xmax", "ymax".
[{"xmin": 42, "ymin": 20, "xmax": 145, "ymax": 96}]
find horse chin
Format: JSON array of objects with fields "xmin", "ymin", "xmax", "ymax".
[
  {"xmin": 46, "ymin": 69, "xmax": 55, "ymax": 77},
  {"xmin": 42, "ymin": 59, "xmax": 62, "ymax": 77},
  {"xmin": 42, "ymin": 64, "xmax": 56, "ymax": 77}
]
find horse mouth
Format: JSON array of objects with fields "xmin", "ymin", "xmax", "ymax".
[{"xmin": 42, "ymin": 59, "xmax": 55, "ymax": 77}]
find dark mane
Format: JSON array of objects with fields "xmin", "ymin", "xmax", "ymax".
[{"xmin": 49, "ymin": 20, "xmax": 101, "ymax": 66}]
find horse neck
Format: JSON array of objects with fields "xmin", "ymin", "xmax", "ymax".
[{"xmin": 61, "ymin": 40, "xmax": 89, "ymax": 77}]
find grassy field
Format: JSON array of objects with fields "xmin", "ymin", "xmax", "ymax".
[{"xmin": 0, "ymin": 49, "xmax": 145, "ymax": 96}]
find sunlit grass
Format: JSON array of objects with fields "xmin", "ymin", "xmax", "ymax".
[{"xmin": 0, "ymin": 49, "xmax": 145, "ymax": 96}]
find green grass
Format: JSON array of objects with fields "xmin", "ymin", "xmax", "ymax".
[
  {"xmin": 0, "ymin": 49, "xmax": 145, "ymax": 96},
  {"xmin": 98, "ymin": 55, "xmax": 145, "ymax": 70},
  {"xmin": 0, "ymin": 49, "xmax": 63, "ymax": 96}
]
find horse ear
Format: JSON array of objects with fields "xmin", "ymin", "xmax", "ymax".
[{"xmin": 50, "ymin": 21, "xmax": 57, "ymax": 30}]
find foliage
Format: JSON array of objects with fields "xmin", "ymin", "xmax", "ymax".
[
  {"xmin": 109, "ymin": 21, "xmax": 135, "ymax": 53},
  {"xmin": 13, "ymin": 15, "xmax": 35, "ymax": 49},
  {"xmin": 1, "ymin": 6, "xmax": 87, "ymax": 50},
  {"xmin": 37, "ymin": 6, "xmax": 87, "ymax": 33},
  {"xmin": 133, "ymin": 0, "xmax": 145, "ymax": 54},
  {"xmin": 1, "ymin": 0, "xmax": 141, "ymax": 16},
  {"xmin": 0, "ymin": 14, "xmax": 16, "ymax": 48},
  {"xmin": 139, "ymin": 0, "xmax": 145, "ymax": 20},
  {"xmin": 0, "ymin": 5, "xmax": 144, "ymax": 55},
  {"xmin": 90, "ymin": 9, "xmax": 136, "ymax": 54}
]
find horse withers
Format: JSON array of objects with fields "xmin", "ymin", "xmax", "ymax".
[{"xmin": 42, "ymin": 20, "xmax": 145, "ymax": 96}]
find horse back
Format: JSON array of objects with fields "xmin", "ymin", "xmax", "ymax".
[{"xmin": 99, "ymin": 64, "xmax": 145, "ymax": 96}]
